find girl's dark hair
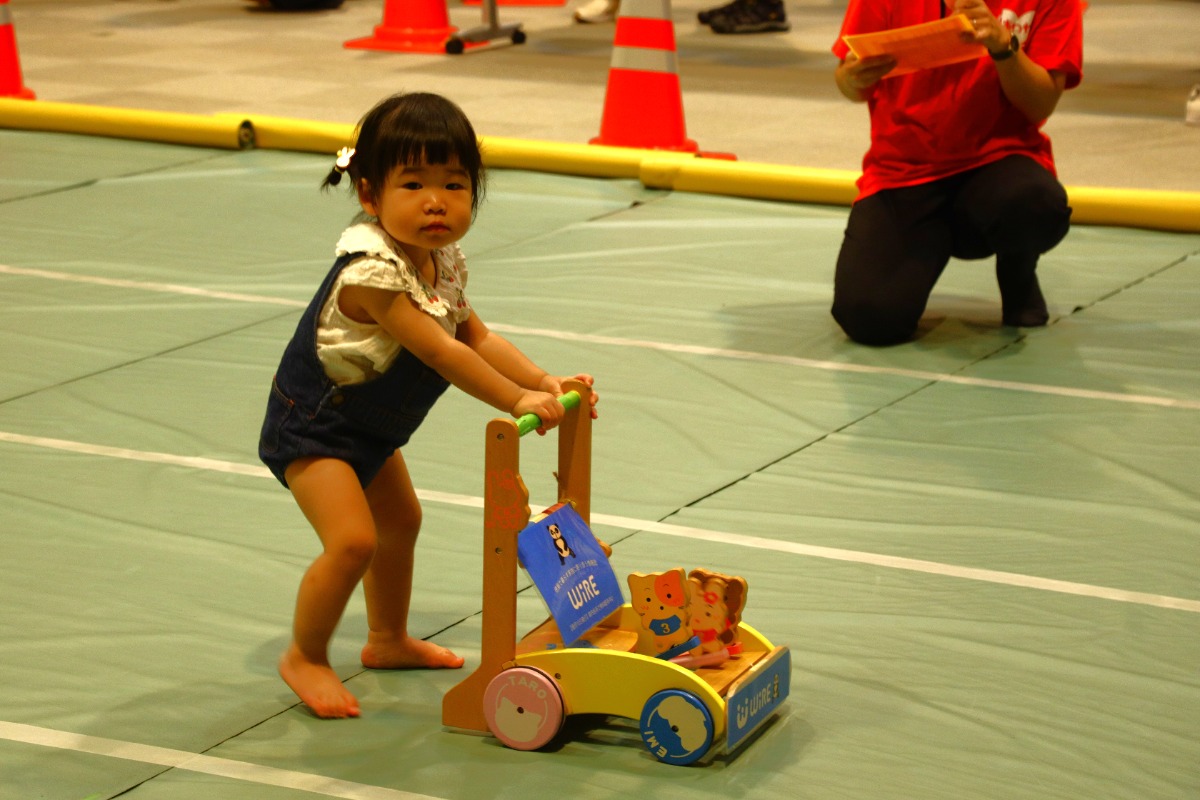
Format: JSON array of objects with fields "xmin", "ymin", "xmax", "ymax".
[{"xmin": 324, "ymin": 92, "xmax": 486, "ymax": 217}]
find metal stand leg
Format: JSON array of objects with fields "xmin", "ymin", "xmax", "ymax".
[{"xmin": 445, "ymin": 0, "xmax": 526, "ymax": 53}]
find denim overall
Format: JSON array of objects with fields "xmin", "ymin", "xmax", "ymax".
[{"xmin": 258, "ymin": 252, "xmax": 450, "ymax": 488}]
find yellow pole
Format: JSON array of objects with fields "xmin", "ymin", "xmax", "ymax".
[
  {"xmin": 2, "ymin": 101, "xmax": 1198, "ymax": 233},
  {"xmin": 0, "ymin": 99, "xmax": 251, "ymax": 149}
]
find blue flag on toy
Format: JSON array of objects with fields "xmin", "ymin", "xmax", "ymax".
[{"xmin": 517, "ymin": 505, "xmax": 624, "ymax": 647}]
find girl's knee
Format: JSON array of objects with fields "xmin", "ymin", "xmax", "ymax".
[
  {"xmin": 328, "ymin": 532, "xmax": 378, "ymax": 571},
  {"xmin": 378, "ymin": 508, "xmax": 421, "ymax": 544},
  {"xmin": 399, "ymin": 502, "xmax": 422, "ymax": 532},
  {"xmin": 370, "ymin": 487, "xmax": 422, "ymax": 543}
]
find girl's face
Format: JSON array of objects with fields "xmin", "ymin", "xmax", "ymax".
[{"xmin": 358, "ymin": 158, "xmax": 474, "ymax": 266}]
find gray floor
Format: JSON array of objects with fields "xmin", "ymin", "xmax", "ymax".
[{"xmin": 8, "ymin": 0, "xmax": 1200, "ymax": 191}]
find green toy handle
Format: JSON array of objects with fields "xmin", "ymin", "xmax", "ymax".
[{"xmin": 516, "ymin": 390, "xmax": 581, "ymax": 437}]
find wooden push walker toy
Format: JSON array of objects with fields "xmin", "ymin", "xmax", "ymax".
[{"xmin": 443, "ymin": 380, "xmax": 790, "ymax": 765}]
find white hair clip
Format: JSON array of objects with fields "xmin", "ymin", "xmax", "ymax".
[{"xmin": 328, "ymin": 147, "xmax": 355, "ymax": 185}]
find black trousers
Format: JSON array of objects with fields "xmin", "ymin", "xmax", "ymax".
[{"xmin": 831, "ymin": 155, "xmax": 1071, "ymax": 345}]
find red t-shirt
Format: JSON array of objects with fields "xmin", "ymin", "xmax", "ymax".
[{"xmin": 833, "ymin": 0, "xmax": 1083, "ymax": 200}]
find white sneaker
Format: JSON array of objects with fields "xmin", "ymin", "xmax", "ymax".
[
  {"xmin": 574, "ymin": 0, "xmax": 618, "ymax": 23},
  {"xmin": 1186, "ymin": 84, "xmax": 1200, "ymax": 127}
]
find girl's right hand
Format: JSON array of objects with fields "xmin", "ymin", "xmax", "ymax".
[
  {"xmin": 512, "ymin": 390, "xmax": 565, "ymax": 435},
  {"xmin": 538, "ymin": 373, "xmax": 599, "ymax": 420}
]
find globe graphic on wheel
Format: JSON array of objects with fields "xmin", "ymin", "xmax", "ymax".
[{"xmin": 644, "ymin": 694, "xmax": 709, "ymax": 759}]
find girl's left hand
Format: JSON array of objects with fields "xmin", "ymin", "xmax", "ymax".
[
  {"xmin": 954, "ymin": 0, "xmax": 1010, "ymax": 53},
  {"xmin": 539, "ymin": 373, "xmax": 599, "ymax": 420}
]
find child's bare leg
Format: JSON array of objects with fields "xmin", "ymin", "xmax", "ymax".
[
  {"xmin": 282, "ymin": 457, "xmax": 379, "ymax": 718},
  {"xmin": 360, "ymin": 452, "xmax": 464, "ymax": 670}
]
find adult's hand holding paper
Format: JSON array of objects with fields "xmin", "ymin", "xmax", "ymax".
[{"xmin": 842, "ymin": 15, "xmax": 987, "ymax": 78}]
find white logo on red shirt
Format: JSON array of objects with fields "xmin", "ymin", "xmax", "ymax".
[{"xmin": 999, "ymin": 9, "xmax": 1035, "ymax": 45}]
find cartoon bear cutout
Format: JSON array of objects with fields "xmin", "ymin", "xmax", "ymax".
[
  {"xmin": 686, "ymin": 569, "xmax": 748, "ymax": 654},
  {"xmin": 627, "ymin": 568, "xmax": 695, "ymax": 656}
]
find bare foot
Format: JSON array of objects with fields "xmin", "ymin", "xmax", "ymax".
[
  {"xmin": 279, "ymin": 646, "xmax": 361, "ymax": 719},
  {"xmin": 361, "ymin": 635, "xmax": 465, "ymax": 670}
]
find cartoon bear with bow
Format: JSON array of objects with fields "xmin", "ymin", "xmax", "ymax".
[{"xmin": 686, "ymin": 569, "xmax": 747, "ymax": 654}]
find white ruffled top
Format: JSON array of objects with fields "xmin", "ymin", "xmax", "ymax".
[{"xmin": 315, "ymin": 222, "xmax": 472, "ymax": 386}]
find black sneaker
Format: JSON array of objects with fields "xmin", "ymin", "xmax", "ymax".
[
  {"xmin": 706, "ymin": 0, "xmax": 789, "ymax": 34},
  {"xmin": 259, "ymin": 0, "xmax": 344, "ymax": 8},
  {"xmin": 697, "ymin": 0, "xmax": 739, "ymax": 24}
]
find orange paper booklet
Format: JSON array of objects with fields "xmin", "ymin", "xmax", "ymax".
[{"xmin": 842, "ymin": 15, "xmax": 987, "ymax": 78}]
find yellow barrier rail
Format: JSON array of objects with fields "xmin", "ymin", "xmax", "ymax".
[{"xmin": 2, "ymin": 99, "xmax": 1197, "ymax": 234}]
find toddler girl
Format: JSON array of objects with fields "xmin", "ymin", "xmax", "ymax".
[{"xmin": 258, "ymin": 92, "xmax": 597, "ymax": 718}]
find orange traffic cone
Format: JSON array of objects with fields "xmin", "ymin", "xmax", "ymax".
[
  {"xmin": 591, "ymin": 0, "xmax": 696, "ymax": 152},
  {"xmin": 345, "ymin": 0, "xmax": 461, "ymax": 54},
  {"xmin": 1, "ymin": 0, "xmax": 34, "ymax": 99}
]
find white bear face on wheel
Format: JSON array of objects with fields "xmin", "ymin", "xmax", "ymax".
[{"xmin": 494, "ymin": 696, "xmax": 545, "ymax": 744}]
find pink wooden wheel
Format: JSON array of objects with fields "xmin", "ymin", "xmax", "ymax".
[{"xmin": 483, "ymin": 666, "xmax": 565, "ymax": 751}]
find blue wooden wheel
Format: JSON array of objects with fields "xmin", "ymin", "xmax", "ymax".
[{"xmin": 638, "ymin": 689, "xmax": 714, "ymax": 765}]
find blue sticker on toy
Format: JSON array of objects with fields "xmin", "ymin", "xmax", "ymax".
[
  {"xmin": 517, "ymin": 505, "xmax": 623, "ymax": 646},
  {"xmin": 726, "ymin": 647, "xmax": 790, "ymax": 751}
]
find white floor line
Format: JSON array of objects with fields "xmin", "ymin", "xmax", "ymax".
[
  {"xmin": 0, "ymin": 721, "xmax": 444, "ymax": 800},
  {"xmin": 3, "ymin": 430, "xmax": 1198, "ymax": 614},
  {"xmin": 4, "ymin": 262, "xmax": 1198, "ymax": 411},
  {"xmin": 595, "ymin": 513, "xmax": 1200, "ymax": 614},
  {"xmin": 0, "ymin": 264, "xmax": 307, "ymax": 309},
  {"xmin": 488, "ymin": 323, "xmax": 1200, "ymax": 411}
]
